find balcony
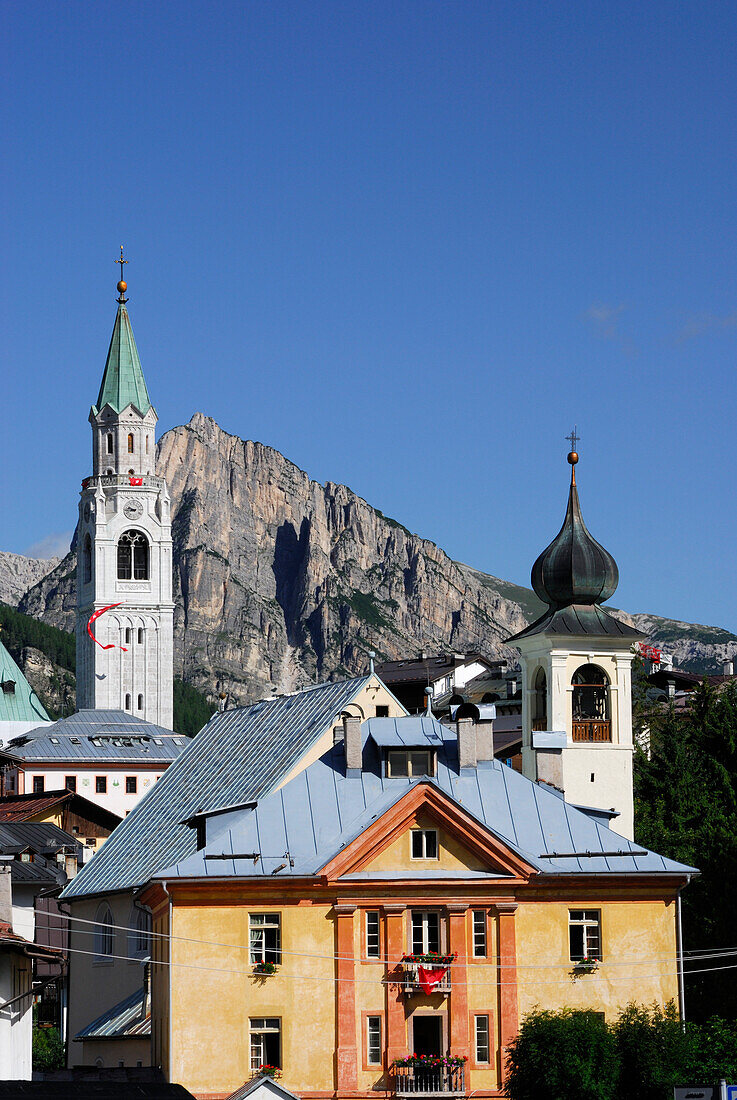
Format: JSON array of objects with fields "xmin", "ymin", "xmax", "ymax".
[
  {"xmin": 572, "ymin": 719, "xmax": 611, "ymax": 742},
  {"xmin": 82, "ymin": 474, "xmax": 165, "ymax": 490},
  {"xmin": 531, "ymin": 718, "xmax": 547, "ymax": 732},
  {"xmin": 394, "ymin": 1065, "xmax": 465, "ymax": 1096},
  {"xmin": 401, "ymin": 962, "xmax": 452, "ymax": 995}
]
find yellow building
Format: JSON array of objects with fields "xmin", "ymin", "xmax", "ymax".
[{"xmin": 140, "ymin": 711, "xmax": 693, "ymax": 1100}]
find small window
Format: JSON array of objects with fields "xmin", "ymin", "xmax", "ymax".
[
  {"xmin": 126, "ymin": 776, "xmax": 137, "ymax": 795},
  {"xmin": 65, "ymin": 775, "xmax": 77, "ymax": 793},
  {"xmin": 411, "ymin": 910, "xmax": 441, "ymax": 955},
  {"xmin": 32, "ymin": 776, "xmax": 44, "ymax": 794},
  {"xmin": 387, "ymin": 750, "xmax": 434, "ymax": 778},
  {"xmin": 86, "ymin": 838, "xmax": 97, "ymax": 847},
  {"xmin": 249, "ymin": 914, "xmax": 282, "ymax": 964},
  {"xmin": 128, "ymin": 906, "xmax": 150, "ymax": 957},
  {"xmin": 375, "ymin": 705, "xmax": 389, "ymax": 717},
  {"xmin": 106, "ymin": 433, "xmax": 113, "ymax": 454},
  {"xmin": 127, "ymin": 433, "xmax": 134, "ymax": 453},
  {"xmin": 71, "ymin": 825, "xmax": 79, "ymax": 835},
  {"xmin": 96, "ymin": 776, "xmax": 107, "ymax": 794},
  {"xmin": 93, "ymin": 903, "xmax": 114, "ymax": 959},
  {"xmin": 474, "ymin": 1015, "xmax": 490, "ymax": 1063},
  {"xmin": 366, "ymin": 911, "xmax": 380, "ymax": 958},
  {"xmin": 366, "ymin": 1015, "xmax": 382, "ymax": 1066},
  {"xmin": 125, "ymin": 627, "xmax": 131, "ymax": 644},
  {"xmin": 145, "ymin": 435, "xmax": 149, "ymax": 453},
  {"xmin": 249, "ymin": 1017, "xmax": 281, "ymax": 1071},
  {"xmin": 411, "ymin": 828, "xmax": 438, "ymax": 860},
  {"xmin": 125, "ymin": 694, "xmax": 131, "ymax": 710},
  {"xmin": 137, "ymin": 627, "xmax": 144, "ymax": 644},
  {"xmin": 137, "ymin": 694, "xmax": 144, "ymax": 711},
  {"xmin": 472, "ymin": 910, "xmax": 487, "ymax": 957},
  {"xmin": 83, "ymin": 534, "xmax": 92, "ymax": 583},
  {"xmin": 569, "ymin": 910, "xmax": 602, "ymax": 962}
]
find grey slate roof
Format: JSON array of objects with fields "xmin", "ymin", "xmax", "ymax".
[
  {"xmin": 508, "ymin": 603, "xmax": 644, "ymax": 642},
  {"xmin": 0, "ymin": 821, "xmax": 79, "ymax": 855},
  {"xmin": 159, "ymin": 720, "xmax": 696, "ymax": 882},
  {"xmin": 366, "ymin": 715, "xmax": 445, "ymax": 748},
  {"xmin": 62, "ymin": 677, "xmax": 372, "ymax": 899},
  {"xmin": 4, "ymin": 710, "xmax": 186, "ymax": 764},
  {"xmin": 75, "ymin": 985, "xmax": 150, "ymax": 1041}
]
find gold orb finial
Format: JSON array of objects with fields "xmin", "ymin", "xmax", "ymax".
[
  {"xmin": 117, "ymin": 280, "xmax": 127, "ymax": 293},
  {"xmin": 567, "ymin": 451, "xmax": 578, "ymax": 466}
]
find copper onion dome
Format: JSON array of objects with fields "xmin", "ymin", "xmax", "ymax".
[{"xmin": 530, "ymin": 451, "xmax": 619, "ymax": 609}]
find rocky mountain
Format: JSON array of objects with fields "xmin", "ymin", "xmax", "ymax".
[
  {"xmin": 0, "ymin": 551, "xmax": 59, "ymax": 608},
  {"xmin": 13, "ymin": 413, "xmax": 737, "ymax": 704}
]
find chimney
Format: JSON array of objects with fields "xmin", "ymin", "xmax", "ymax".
[
  {"xmin": 456, "ymin": 717, "xmax": 477, "ymax": 770},
  {"xmin": 343, "ymin": 715, "xmax": 363, "ymax": 774},
  {"xmin": 0, "ymin": 864, "xmax": 12, "ymax": 928},
  {"xmin": 667, "ymin": 678, "xmax": 676, "ymax": 701},
  {"xmin": 723, "ymin": 659, "xmax": 734, "ymax": 677}
]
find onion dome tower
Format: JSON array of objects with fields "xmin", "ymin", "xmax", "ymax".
[
  {"xmin": 75, "ymin": 252, "xmax": 174, "ymax": 729},
  {"xmin": 507, "ymin": 435, "xmax": 643, "ymax": 840}
]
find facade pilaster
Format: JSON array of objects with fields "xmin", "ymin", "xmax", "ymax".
[
  {"xmin": 446, "ymin": 905, "xmax": 469, "ymax": 1054},
  {"xmin": 496, "ymin": 903, "xmax": 518, "ymax": 1084},
  {"xmin": 334, "ymin": 904, "xmax": 358, "ymax": 1092},
  {"xmin": 383, "ymin": 905, "xmax": 406, "ymax": 1067}
]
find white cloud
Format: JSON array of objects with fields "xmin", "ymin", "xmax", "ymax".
[
  {"xmin": 22, "ymin": 531, "xmax": 73, "ymax": 560},
  {"xmin": 583, "ymin": 302, "xmax": 637, "ymax": 355},
  {"xmin": 677, "ymin": 311, "xmax": 737, "ymax": 342}
]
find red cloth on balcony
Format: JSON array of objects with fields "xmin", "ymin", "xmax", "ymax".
[
  {"xmin": 417, "ymin": 965, "xmax": 447, "ymax": 994},
  {"xmin": 129, "ymin": 477, "xmax": 143, "ymax": 486}
]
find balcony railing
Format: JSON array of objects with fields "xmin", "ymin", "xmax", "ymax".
[
  {"xmin": 394, "ymin": 1065, "xmax": 465, "ymax": 1096},
  {"xmin": 401, "ymin": 963, "xmax": 452, "ymax": 995},
  {"xmin": 531, "ymin": 718, "xmax": 547, "ymax": 731},
  {"xmin": 82, "ymin": 474, "xmax": 165, "ymax": 490},
  {"xmin": 572, "ymin": 719, "xmax": 611, "ymax": 742}
]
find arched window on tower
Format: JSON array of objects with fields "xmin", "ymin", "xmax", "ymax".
[
  {"xmin": 125, "ymin": 693, "xmax": 131, "ymax": 710},
  {"xmin": 572, "ymin": 664, "xmax": 611, "ymax": 742},
  {"xmin": 128, "ymin": 906, "xmax": 151, "ymax": 958},
  {"xmin": 83, "ymin": 534, "xmax": 92, "ymax": 584},
  {"xmin": 137, "ymin": 694, "xmax": 143, "ymax": 710},
  {"xmin": 127, "ymin": 433, "xmax": 134, "ymax": 454},
  {"xmin": 145, "ymin": 435, "xmax": 149, "ymax": 453},
  {"xmin": 106, "ymin": 433, "xmax": 113, "ymax": 454},
  {"xmin": 117, "ymin": 531, "xmax": 149, "ymax": 581},
  {"xmin": 532, "ymin": 667, "xmax": 547, "ymax": 732}
]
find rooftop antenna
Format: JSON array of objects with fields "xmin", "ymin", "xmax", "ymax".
[
  {"xmin": 425, "ymin": 683, "xmax": 434, "ymax": 717},
  {"xmin": 368, "ymin": 651, "xmax": 375, "ymax": 676}
]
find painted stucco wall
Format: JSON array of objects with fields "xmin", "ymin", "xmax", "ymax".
[
  {"xmin": 15, "ymin": 764, "xmax": 167, "ymax": 818},
  {"xmin": 65, "ymin": 890, "xmax": 148, "ymax": 1068},
  {"xmin": 0, "ymin": 953, "xmax": 32, "ymax": 1079}
]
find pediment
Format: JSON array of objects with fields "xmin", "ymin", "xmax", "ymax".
[{"xmin": 319, "ymin": 782, "xmax": 536, "ymax": 882}]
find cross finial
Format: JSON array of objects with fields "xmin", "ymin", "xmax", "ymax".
[
  {"xmin": 566, "ymin": 426, "xmax": 580, "ymax": 452},
  {"xmin": 566, "ymin": 426, "xmax": 580, "ymax": 484},
  {"xmin": 116, "ymin": 246, "xmax": 129, "ymax": 303}
]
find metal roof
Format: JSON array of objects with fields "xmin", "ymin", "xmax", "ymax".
[
  {"xmin": 158, "ymin": 720, "xmax": 696, "ymax": 882},
  {"xmin": 75, "ymin": 985, "xmax": 150, "ymax": 1041},
  {"xmin": 0, "ymin": 821, "xmax": 78, "ymax": 854},
  {"xmin": 61, "ymin": 676, "xmax": 371, "ymax": 899},
  {"xmin": 365, "ymin": 715, "xmax": 447, "ymax": 748},
  {"xmin": 5, "ymin": 710, "xmax": 186, "ymax": 763},
  {"xmin": 508, "ymin": 602, "xmax": 644, "ymax": 642},
  {"xmin": 93, "ymin": 302, "xmax": 153, "ymax": 416},
  {"xmin": 0, "ymin": 639, "xmax": 49, "ymax": 725},
  {"xmin": 375, "ymin": 654, "xmax": 488, "ymax": 686},
  {"xmin": 0, "ymin": 789, "xmax": 121, "ymax": 829}
]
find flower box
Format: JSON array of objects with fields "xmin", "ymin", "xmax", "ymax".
[
  {"xmin": 253, "ymin": 961, "xmax": 279, "ymax": 976},
  {"xmin": 392, "ymin": 1055, "xmax": 467, "ymax": 1069},
  {"xmin": 401, "ymin": 952, "xmax": 456, "ymax": 966},
  {"xmin": 255, "ymin": 1065, "xmax": 282, "ymax": 1079}
]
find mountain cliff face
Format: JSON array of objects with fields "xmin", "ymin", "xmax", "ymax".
[
  {"xmin": 0, "ymin": 552, "xmax": 59, "ymax": 608},
  {"xmin": 16, "ymin": 413, "xmax": 737, "ymax": 703}
]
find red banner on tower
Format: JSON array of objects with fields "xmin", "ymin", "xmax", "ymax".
[{"xmin": 87, "ymin": 603, "xmax": 128, "ymax": 652}]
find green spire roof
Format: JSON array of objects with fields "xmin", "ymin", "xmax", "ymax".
[
  {"xmin": 0, "ymin": 639, "xmax": 49, "ymax": 725},
  {"xmin": 94, "ymin": 302, "xmax": 153, "ymax": 415}
]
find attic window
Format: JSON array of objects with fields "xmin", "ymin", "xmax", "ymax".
[
  {"xmin": 153, "ymin": 738, "xmax": 163, "ymax": 745},
  {"xmin": 69, "ymin": 737, "xmax": 81, "ymax": 744},
  {"xmin": 50, "ymin": 737, "xmax": 59, "ymax": 744},
  {"xmin": 1, "ymin": 681, "xmax": 15, "ymax": 695},
  {"xmin": 386, "ymin": 750, "xmax": 435, "ymax": 778}
]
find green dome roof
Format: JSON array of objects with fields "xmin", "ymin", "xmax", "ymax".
[{"xmin": 93, "ymin": 303, "xmax": 152, "ymax": 416}]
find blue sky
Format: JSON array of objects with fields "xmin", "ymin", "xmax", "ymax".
[{"xmin": 4, "ymin": 2, "xmax": 737, "ymax": 631}]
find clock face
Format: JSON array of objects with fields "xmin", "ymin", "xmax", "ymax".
[{"xmin": 123, "ymin": 499, "xmax": 143, "ymax": 520}]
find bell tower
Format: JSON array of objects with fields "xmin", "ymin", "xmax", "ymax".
[
  {"xmin": 508, "ymin": 437, "xmax": 643, "ymax": 839},
  {"xmin": 75, "ymin": 253, "xmax": 174, "ymax": 728}
]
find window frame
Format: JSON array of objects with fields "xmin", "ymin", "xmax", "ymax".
[
  {"xmin": 249, "ymin": 913, "xmax": 282, "ymax": 965},
  {"xmin": 249, "ymin": 1017, "xmax": 281, "ymax": 1072},
  {"xmin": 365, "ymin": 910, "xmax": 381, "ymax": 960},
  {"xmin": 125, "ymin": 776, "xmax": 137, "ymax": 795},
  {"xmin": 471, "ymin": 909, "xmax": 487, "ymax": 958},
  {"xmin": 96, "ymin": 776, "xmax": 107, "ymax": 795},
  {"xmin": 363, "ymin": 1012, "xmax": 383, "ymax": 1068},
  {"xmin": 410, "ymin": 828, "xmax": 439, "ymax": 860},
  {"xmin": 64, "ymin": 775, "xmax": 76, "ymax": 793},
  {"xmin": 410, "ymin": 909, "xmax": 442, "ymax": 955},
  {"xmin": 387, "ymin": 749, "xmax": 435, "ymax": 778},
  {"xmin": 32, "ymin": 775, "xmax": 45, "ymax": 794},
  {"xmin": 93, "ymin": 903, "xmax": 115, "ymax": 964},
  {"xmin": 473, "ymin": 1013, "xmax": 491, "ymax": 1065},
  {"xmin": 568, "ymin": 909, "xmax": 602, "ymax": 962}
]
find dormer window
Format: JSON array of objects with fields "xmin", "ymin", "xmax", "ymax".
[
  {"xmin": 386, "ymin": 749, "xmax": 435, "ymax": 778},
  {"xmin": 1, "ymin": 680, "xmax": 16, "ymax": 695}
]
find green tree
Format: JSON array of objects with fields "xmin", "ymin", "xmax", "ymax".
[
  {"xmin": 634, "ymin": 680, "xmax": 737, "ymax": 1021},
  {"xmin": 32, "ymin": 1024, "xmax": 65, "ymax": 1071},
  {"xmin": 504, "ymin": 1009, "xmax": 618, "ymax": 1100}
]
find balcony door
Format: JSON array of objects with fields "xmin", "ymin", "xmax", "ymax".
[
  {"xmin": 411, "ymin": 1015, "xmax": 444, "ymax": 1058},
  {"xmin": 411, "ymin": 910, "xmax": 441, "ymax": 954}
]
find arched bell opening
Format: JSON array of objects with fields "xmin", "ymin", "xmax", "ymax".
[
  {"xmin": 532, "ymin": 667, "xmax": 548, "ymax": 732},
  {"xmin": 571, "ymin": 664, "xmax": 611, "ymax": 742}
]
